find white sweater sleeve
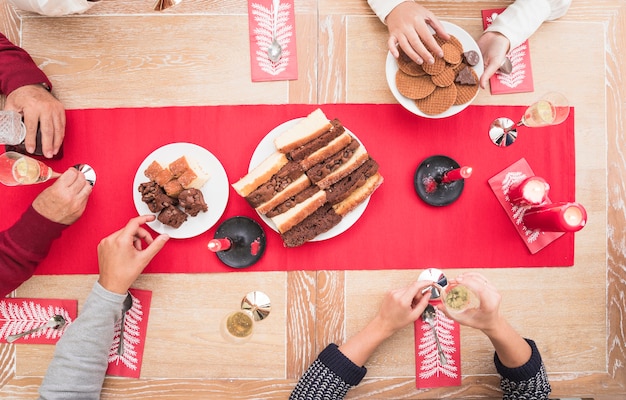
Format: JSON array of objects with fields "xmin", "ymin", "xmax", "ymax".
[
  {"xmin": 485, "ymin": 0, "xmax": 572, "ymax": 50},
  {"xmin": 38, "ymin": 282, "xmax": 126, "ymax": 400},
  {"xmin": 367, "ymin": 0, "xmax": 409, "ymax": 24}
]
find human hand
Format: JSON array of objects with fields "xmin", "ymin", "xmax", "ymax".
[
  {"xmin": 443, "ymin": 272, "xmax": 504, "ymax": 332},
  {"xmin": 97, "ymin": 215, "xmax": 169, "ymax": 295},
  {"xmin": 4, "ymin": 84, "xmax": 66, "ymax": 158},
  {"xmin": 477, "ymin": 31, "xmax": 511, "ymax": 89},
  {"xmin": 386, "ymin": 2, "xmax": 449, "ymax": 65},
  {"xmin": 371, "ymin": 280, "xmax": 433, "ymax": 338},
  {"xmin": 32, "ymin": 167, "xmax": 92, "ymax": 225}
]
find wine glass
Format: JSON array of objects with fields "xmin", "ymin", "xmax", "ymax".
[
  {"xmin": 0, "ymin": 151, "xmax": 97, "ymax": 186},
  {"xmin": 0, "ymin": 151, "xmax": 60, "ymax": 186},
  {"xmin": 488, "ymin": 92, "xmax": 570, "ymax": 147},
  {"xmin": 220, "ymin": 291, "xmax": 271, "ymax": 344}
]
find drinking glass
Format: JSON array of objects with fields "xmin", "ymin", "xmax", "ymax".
[
  {"xmin": 0, "ymin": 151, "xmax": 60, "ymax": 186},
  {"xmin": 220, "ymin": 291, "xmax": 271, "ymax": 344},
  {"xmin": 440, "ymin": 283, "xmax": 480, "ymax": 315},
  {"xmin": 488, "ymin": 92, "xmax": 570, "ymax": 147}
]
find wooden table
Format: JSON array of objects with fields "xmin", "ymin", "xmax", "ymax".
[{"xmin": 0, "ymin": 1, "xmax": 624, "ymax": 398}]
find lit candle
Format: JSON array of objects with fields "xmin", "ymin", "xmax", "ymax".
[
  {"xmin": 523, "ymin": 202, "xmax": 587, "ymax": 232},
  {"xmin": 508, "ymin": 176, "xmax": 550, "ymax": 206},
  {"xmin": 441, "ymin": 166, "xmax": 472, "ymax": 184},
  {"xmin": 208, "ymin": 238, "xmax": 232, "ymax": 252}
]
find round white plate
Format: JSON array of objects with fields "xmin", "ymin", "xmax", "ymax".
[
  {"xmin": 249, "ymin": 118, "xmax": 369, "ymax": 241},
  {"xmin": 133, "ymin": 142, "xmax": 229, "ymax": 239},
  {"xmin": 385, "ymin": 21, "xmax": 484, "ymax": 119}
]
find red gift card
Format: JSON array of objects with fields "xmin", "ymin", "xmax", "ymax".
[
  {"xmin": 488, "ymin": 158, "xmax": 565, "ymax": 254},
  {"xmin": 0, "ymin": 298, "xmax": 78, "ymax": 344},
  {"xmin": 106, "ymin": 288, "xmax": 152, "ymax": 378},
  {"xmin": 482, "ymin": 8, "xmax": 534, "ymax": 94},
  {"xmin": 415, "ymin": 307, "xmax": 461, "ymax": 389},
  {"xmin": 248, "ymin": 0, "xmax": 298, "ymax": 82}
]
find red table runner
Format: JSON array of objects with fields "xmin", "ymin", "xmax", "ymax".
[{"xmin": 0, "ymin": 104, "xmax": 575, "ymax": 275}]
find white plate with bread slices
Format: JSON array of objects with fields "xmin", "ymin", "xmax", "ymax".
[
  {"xmin": 385, "ymin": 21, "xmax": 483, "ymax": 119},
  {"xmin": 133, "ymin": 142, "xmax": 229, "ymax": 239},
  {"xmin": 249, "ymin": 118, "xmax": 369, "ymax": 241}
]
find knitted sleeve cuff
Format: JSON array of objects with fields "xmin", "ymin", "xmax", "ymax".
[
  {"xmin": 318, "ymin": 343, "xmax": 368, "ymax": 386},
  {"xmin": 494, "ymin": 338, "xmax": 544, "ymax": 382}
]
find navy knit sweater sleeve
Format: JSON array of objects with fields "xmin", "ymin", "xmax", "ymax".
[
  {"xmin": 495, "ymin": 338, "xmax": 551, "ymax": 399},
  {"xmin": 291, "ymin": 339, "xmax": 550, "ymax": 399},
  {"xmin": 289, "ymin": 343, "xmax": 367, "ymax": 400}
]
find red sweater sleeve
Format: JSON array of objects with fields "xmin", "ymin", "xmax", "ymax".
[
  {"xmin": 0, "ymin": 33, "xmax": 52, "ymax": 95},
  {"xmin": 0, "ymin": 206, "xmax": 66, "ymax": 297}
]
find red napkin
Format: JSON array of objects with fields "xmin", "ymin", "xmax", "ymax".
[
  {"xmin": 106, "ymin": 288, "xmax": 152, "ymax": 378},
  {"xmin": 489, "ymin": 158, "xmax": 565, "ymax": 254},
  {"xmin": 415, "ymin": 306, "xmax": 461, "ymax": 388},
  {"xmin": 483, "ymin": 9, "xmax": 534, "ymax": 95},
  {"xmin": 0, "ymin": 298, "xmax": 77, "ymax": 344},
  {"xmin": 248, "ymin": 0, "xmax": 298, "ymax": 81}
]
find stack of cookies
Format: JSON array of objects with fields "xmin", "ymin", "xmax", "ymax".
[{"xmin": 395, "ymin": 34, "xmax": 479, "ymax": 116}]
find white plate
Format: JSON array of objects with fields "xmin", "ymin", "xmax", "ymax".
[
  {"xmin": 133, "ymin": 142, "xmax": 229, "ymax": 239},
  {"xmin": 385, "ymin": 20, "xmax": 484, "ymax": 119},
  {"xmin": 249, "ymin": 118, "xmax": 369, "ymax": 241}
]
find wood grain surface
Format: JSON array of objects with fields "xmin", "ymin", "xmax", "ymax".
[{"xmin": 0, "ymin": 0, "xmax": 624, "ymax": 398}]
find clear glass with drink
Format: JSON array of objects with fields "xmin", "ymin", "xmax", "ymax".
[
  {"xmin": 220, "ymin": 291, "xmax": 271, "ymax": 344},
  {"xmin": 0, "ymin": 151, "xmax": 60, "ymax": 186},
  {"xmin": 220, "ymin": 309, "xmax": 256, "ymax": 344},
  {"xmin": 488, "ymin": 92, "xmax": 570, "ymax": 147},
  {"xmin": 441, "ymin": 283, "xmax": 480, "ymax": 315}
]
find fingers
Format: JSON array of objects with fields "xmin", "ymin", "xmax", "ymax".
[
  {"xmin": 22, "ymin": 113, "xmax": 39, "ymax": 154},
  {"xmin": 480, "ymin": 62, "xmax": 500, "ymax": 89},
  {"xmin": 388, "ymin": 36, "xmax": 400, "ymax": 58},
  {"xmin": 428, "ymin": 19, "xmax": 450, "ymax": 42},
  {"xmin": 143, "ymin": 234, "xmax": 169, "ymax": 259}
]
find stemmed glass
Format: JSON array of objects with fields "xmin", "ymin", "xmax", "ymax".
[
  {"xmin": 0, "ymin": 151, "xmax": 96, "ymax": 186},
  {"xmin": 0, "ymin": 151, "xmax": 60, "ymax": 185},
  {"xmin": 220, "ymin": 291, "xmax": 271, "ymax": 344},
  {"xmin": 488, "ymin": 92, "xmax": 570, "ymax": 147}
]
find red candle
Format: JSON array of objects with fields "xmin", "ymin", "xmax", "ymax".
[
  {"xmin": 441, "ymin": 166, "xmax": 472, "ymax": 183},
  {"xmin": 208, "ymin": 238, "xmax": 232, "ymax": 252},
  {"xmin": 508, "ymin": 176, "xmax": 549, "ymax": 206},
  {"xmin": 523, "ymin": 202, "xmax": 587, "ymax": 232}
]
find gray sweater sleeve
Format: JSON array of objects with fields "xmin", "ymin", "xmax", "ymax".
[{"xmin": 38, "ymin": 282, "xmax": 126, "ymax": 400}]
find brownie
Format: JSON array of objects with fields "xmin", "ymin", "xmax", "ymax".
[
  {"xmin": 281, "ymin": 203, "xmax": 342, "ymax": 248},
  {"xmin": 178, "ymin": 188, "xmax": 208, "ymax": 217},
  {"xmin": 288, "ymin": 119, "xmax": 345, "ymax": 162},
  {"xmin": 326, "ymin": 158, "xmax": 379, "ymax": 205},
  {"xmin": 157, "ymin": 205, "xmax": 188, "ymax": 228},
  {"xmin": 245, "ymin": 161, "xmax": 304, "ymax": 208},
  {"xmin": 138, "ymin": 181, "xmax": 178, "ymax": 213},
  {"xmin": 306, "ymin": 140, "xmax": 360, "ymax": 184},
  {"xmin": 266, "ymin": 185, "xmax": 321, "ymax": 218}
]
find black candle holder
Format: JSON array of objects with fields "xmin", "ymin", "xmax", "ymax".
[
  {"xmin": 212, "ymin": 216, "xmax": 266, "ymax": 268},
  {"xmin": 414, "ymin": 155, "xmax": 465, "ymax": 206}
]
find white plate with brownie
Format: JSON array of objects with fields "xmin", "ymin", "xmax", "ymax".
[
  {"xmin": 249, "ymin": 118, "xmax": 369, "ymax": 242},
  {"xmin": 385, "ymin": 21, "xmax": 483, "ymax": 118},
  {"xmin": 133, "ymin": 142, "xmax": 229, "ymax": 239}
]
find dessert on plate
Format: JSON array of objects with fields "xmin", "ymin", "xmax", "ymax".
[
  {"xmin": 233, "ymin": 108, "xmax": 383, "ymax": 247},
  {"xmin": 139, "ymin": 155, "xmax": 210, "ymax": 228}
]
